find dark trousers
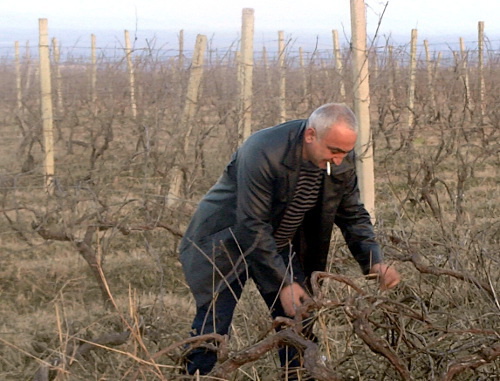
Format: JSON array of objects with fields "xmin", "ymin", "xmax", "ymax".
[{"xmin": 185, "ymin": 274, "xmax": 307, "ymax": 376}]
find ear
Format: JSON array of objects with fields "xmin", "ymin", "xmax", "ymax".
[{"xmin": 304, "ymin": 127, "xmax": 316, "ymax": 143}]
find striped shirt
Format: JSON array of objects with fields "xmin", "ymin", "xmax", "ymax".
[{"xmin": 274, "ymin": 161, "xmax": 323, "ymax": 251}]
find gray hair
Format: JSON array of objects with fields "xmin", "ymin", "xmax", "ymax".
[{"xmin": 306, "ymin": 103, "xmax": 358, "ymax": 137}]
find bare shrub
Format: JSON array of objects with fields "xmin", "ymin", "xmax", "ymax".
[{"xmin": 0, "ymin": 36, "xmax": 498, "ymax": 380}]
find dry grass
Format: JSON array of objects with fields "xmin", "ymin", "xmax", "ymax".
[{"xmin": 0, "ymin": 41, "xmax": 499, "ymax": 380}]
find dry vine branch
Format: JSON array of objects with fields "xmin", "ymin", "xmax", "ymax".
[
  {"xmin": 32, "ymin": 216, "xmax": 183, "ymax": 308},
  {"xmin": 128, "ymin": 333, "xmax": 228, "ymax": 380},
  {"xmin": 386, "ymin": 245, "xmax": 495, "ymax": 299},
  {"xmin": 311, "ymin": 271, "xmax": 367, "ymax": 297},
  {"xmin": 345, "ymin": 303, "xmax": 412, "ymax": 380},
  {"xmin": 33, "ymin": 221, "xmax": 112, "ymax": 307},
  {"xmin": 159, "ymin": 271, "xmax": 423, "ymax": 379},
  {"xmin": 28, "ymin": 265, "xmax": 499, "ymax": 380},
  {"xmin": 210, "ymin": 328, "xmax": 342, "ymax": 381},
  {"xmin": 440, "ymin": 342, "xmax": 500, "ymax": 381}
]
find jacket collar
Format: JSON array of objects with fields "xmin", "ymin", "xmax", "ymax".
[{"xmin": 281, "ymin": 119, "xmax": 308, "ymax": 170}]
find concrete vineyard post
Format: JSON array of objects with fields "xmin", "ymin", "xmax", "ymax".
[
  {"xmin": 350, "ymin": 0, "xmax": 375, "ymax": 219},
  {"xmin": 38, "ymin": 18, "xmax": 55, "ymax": 194},
  {"xmin": 124, "ymin": 30, "xmax": 137, "ymax": 119},
  {"xmin": 52, "ymin": 38, "xmax": 63, "ymax": 114},
  {"xmin": 238, "ymin": 8, "xmax": 254, "ymax": 145},
  {"xmin": 90, "ymin": 34, "xmax": 97, "ymax": 107},
  {"xmin": 332, "ymin": 29, "xmax": 346, "ymax": 100},
  {"xmin": 25, "ymin": 42, "xmax": 34, "ymax": 92},
  {"xmin": 478, "ymin": 21, "xmax": 485, "ymax": 122},
  {"xmin": 167, "ymin": 34, "xmax": 207, "ymax": 208},
  {"xmin": 424, "ymin": 40, "xmax": 437, "ymax": 113},
  {"xmin": 278, "ymin": 30, "xmax": 286, "ymax": 124},
  {"xmin": 181, "ymin": 34, "xmax": 207, "ymax": 154},
  {"xmin": 179, "ymin": 29, "xmax": 184, "ymax": 69},
  {"xmin": 407, "ymin": 29, "xmax": 418, "ymax": 135},
  {"xmin": 388, "ymin": 45, "xmax": 396, "ymax": 104},
  {"xmin": 15, "ymin": 41, "xmax": 22, "ymax": 111},
  {"xmin": 459, "ymin": 37, "xmax": 473, "ymax": 114}
]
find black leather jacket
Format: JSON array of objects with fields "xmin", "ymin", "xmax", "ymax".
[{"xmin": 179, "ymin": 119, "xmax": 383, "ymax": 307}]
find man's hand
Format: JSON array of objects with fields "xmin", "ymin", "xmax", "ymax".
[
  {"xmin": 279, "ymin": 282, "xmax": 310, "ymax": 317},
  {"xmin": 369, "ymin": 263, "xmax": 401, "ymax": 290}
]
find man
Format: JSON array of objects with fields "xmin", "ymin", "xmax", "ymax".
[{"xmin": 179, "ymin": 103, "xmax": 400, "ymax": 376}]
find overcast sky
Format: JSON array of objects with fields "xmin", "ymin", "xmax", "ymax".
[{"xmin": 1, "ymin": 0, "xmax": 499, "ymax": 48}]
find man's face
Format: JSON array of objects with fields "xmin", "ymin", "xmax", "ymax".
[{"xmin": 302, "ymin": 122, "xmax": 357, "ymax": 169}]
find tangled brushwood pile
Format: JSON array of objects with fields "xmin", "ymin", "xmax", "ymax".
[{"xmin": 28, "ymin": 257, "xmax": 498, "ymax": 381}]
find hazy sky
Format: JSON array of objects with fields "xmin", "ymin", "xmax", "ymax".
[{"xmin": 1, "ymin": 0, "xmax": 499, "ymax": 45}]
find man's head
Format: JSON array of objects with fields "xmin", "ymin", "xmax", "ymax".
[{"xmin": 302, "ymin": 103, "xmax": 358, "ymax": 168}]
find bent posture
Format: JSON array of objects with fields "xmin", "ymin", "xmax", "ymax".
[{"xmin": 179, "ymin": 103, "xmax": 400, "ymax": 377}]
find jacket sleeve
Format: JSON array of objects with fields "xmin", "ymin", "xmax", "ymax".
[
  {"xmin": 334, "ymin": 168, "xmax": 383, "ymax": 274},
  {"xmin": 231, "ymin": 139, "xmax": 292, "ymax": 294}
]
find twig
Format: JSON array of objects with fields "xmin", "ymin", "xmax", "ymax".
[
  {"xmin": 398, "ymin": 251, "xmax": 495, "ymax": 299},
  {"xmin": 346, "ymin": 305, "xmax": 412, "ymax": 381},
  {"xmin": 440, "ymin": 342, "xmax": 500, "ymax": 381}
]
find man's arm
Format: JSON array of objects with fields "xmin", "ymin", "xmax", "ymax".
[
  {"xmin": 334, "ymin": 168, "xmax": 383, "ymax": 273},
  {"xmin": 334, "ymin": 167, "xmax": 400, "ymax": 288}
]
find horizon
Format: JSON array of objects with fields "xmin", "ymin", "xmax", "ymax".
[{"xmin": 1, "ymin": 24, "xmax": 495, "ymax": 52}]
